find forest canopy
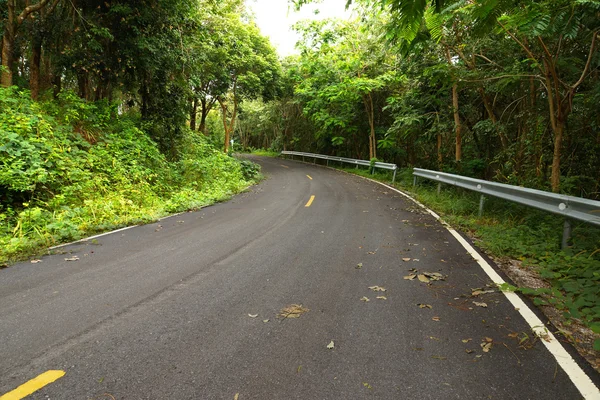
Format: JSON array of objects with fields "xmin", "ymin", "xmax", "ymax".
[{"xmin": 258, "ymin": 0, "xmax": 599, "ymax": 196}]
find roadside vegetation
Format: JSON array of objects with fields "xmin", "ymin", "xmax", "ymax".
[
  {"xmin": 0, "ymin": 0, "xmax": 275, "ymax": 263},
  {"xmin": 0, "ymin": 87, "xmax": 261, "ymax": 263}
]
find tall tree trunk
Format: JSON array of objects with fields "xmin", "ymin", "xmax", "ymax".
[
  {"xmin": 29, "ymin": 37, "xmax": 41, "ymax": 99},
  {"xmin": 437, "ymin": 133, "xmax": 443, "ymax": 167},
  {"xmin": 451, "ymin": 81, "xmax": 462, "ymax": 163},
  {"xmin": 199, "ymin": 98, "xmax": 208, "ymax": 134},
  {"xmin": 190, "ymin": 97, "xmax": 198, "ymax": 131},
  {"xmin": 444, "ymin": 46, "xmax": 462, "ymax": 164},
  {"xmin": 1, "ymin": 26, "xmax": 15, "ymax": 87},
  {"xmin": 363, "ymin": 93, "xmax": 376, "ymax": 160},
  {"xmin": 550, "ymin": 120, "xmax": 565, "ymax": 193},
  {"xmin": 52, "ymin": 69, "xmax": 61, "ymax": 98}
]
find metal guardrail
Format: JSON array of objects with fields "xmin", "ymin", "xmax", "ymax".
[
  {"xmin": 281, "ymin": 151, "xmax": 398, "ymax": 183},
  {"xmin": 413, "ymin": 168, "xmax": 600, "ymax": 248}
]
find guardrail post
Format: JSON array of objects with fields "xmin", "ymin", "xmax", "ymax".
[
  {"xmin": 562, "ymin": 219, "xmax": 571, "ymax": 250},
  {"xmin": 437, "ymin": 183, "xmax": 441, "ymax": 195},
  {"xmin": 413, "ymin": 176, "xmax": 417, "ymax": 188},
  {"xmin": 478, "ymin": 195, "xmax": 485, "ymax": 217},
  {"xmin": 392, "ymin": 169, "xmax": 397, "ymax": 184},
  {"xmin": 302, "ymin": 155, "xmax": 305, "ymax": 162},
  {"xmin": 326, "ymin": 159, "xmax": 329, "ymax": 167}
]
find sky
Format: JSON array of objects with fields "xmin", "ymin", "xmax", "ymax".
[{"xmin": 246, "ymin": 0, "xmax": 353, "ymax": 57}]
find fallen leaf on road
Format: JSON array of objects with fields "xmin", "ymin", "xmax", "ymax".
[
  {"xmin": 279, "ymin": 304, "xmax": 309, "ymax": 319},
  {"xmin": 356, "ymin": 263, "xmax": 363, "ymax": 269},
  {"xmin": 417, "ymin": 274, "xmax": 430, "ymax": 283},
  {"xmin": 402, "ymin": 257, "xmax": 411, "ymax": 262},
  {"xmin": 234, "ymin": 394, "xmax": 239, "ymax": 400},
  {"xmin": 64, "ymin": 256, "xmax": 79, "ymax": 261},
  {"xmin": 327, "ymin": 340, "xmax": 335, "ymax": 349},
  {"xmin": 367, "ymin": 251, "xmax": 376, "ymax": 255},
  {"xmin": 432, "ymin": 317, "xmax": 441, "ymax": 322},
  {"xmin": 429, "ymin": 336, "xmax": 441, "ymax": 341},
  {"xmin": 481, "ymin": 342, "xmax": 493, "ymax": 352},
  {"xmin": 248, "ymin": 314, "xmax": 258, "ymax": 318},
  {"xmin": 508, "ymin": 332, "xmax": 519, "ymax": 338},
  {"xmin": 484, "ymin": 337, "xmax": 493, "ymax": 343},
  {"xmin": 417, "ymin": 304, "xmax": 432, "ymax": 309},
  {"xmin": 431, "ymin": 355, "xmax": 447, "ymax": 360},
  {"xmin": 472, "ymin": 289, "xmax": 495, "ymax": 296},
  {"xmin": 462, "ymin": 338, "xmax": 472, "ymax": 343},
  {"xmin": 422, "ymin": 272, "xmax": 446, "ymax": 281},
  {"xmin": 297, "ymin": 366, "xmax": 302, "ymax": 373},
  {"xmin": 376, "ymin": 296, "xmax": 387, "ymax": 300},
  {"xmin": 30, "ymin": 259, "xmax": 42, "ymax": 263},
  {"xmin": 403, "ymin": 274, "xmax": 417, "ymax": 280},
  {"xmin": 368, "ymin": 285, "xmax": 386, "ymax": 292},
  {"xmin": 360, "ymin": 296, "xmax": 370, "ymax": 302},
  {"xmin": 465, "ymin": 349, "xmax": 474, "ymax": 354},
  {"xmin": 473, "ymin": 301, "xmax": 488, "ymax": 308},
  {"xmin": 263, "ymin": 319, "xmax": 270, "ymax": 323},
  {"xmin": 413, "ymin": 259, "xmax": 420, "ymax": 262},
  {"xmin": 362, "ymin": 382, "xmax": 372, "ymax": 390}
]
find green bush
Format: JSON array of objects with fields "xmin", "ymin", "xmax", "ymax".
[{"xmin": 0, "ymin": 88, "xmax": 259, "ymax": 263}]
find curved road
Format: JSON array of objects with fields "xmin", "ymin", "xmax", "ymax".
[{"xmin": 0, "ymin": 156, "xmax": 598, "ymax": 399}]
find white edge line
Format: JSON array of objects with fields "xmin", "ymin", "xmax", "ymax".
[
  {"xmin": 48, "ymin": 211, "xmax": 190, "ymax": 251},
  {"xmin": 362, "ymin": 177, "xmax": 600, "ymax": 399}
]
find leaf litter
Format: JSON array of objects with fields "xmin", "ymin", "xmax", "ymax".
[
  {"xmin": 368, "ymin": 285, "xmax": 386, "ymax": 292},
  {"xmin": 327, "ymin": 340, "xmax": 335, "ymax": 349},
  {"xmin": 278, "ymin": 304, "xmax": 309, "ymax": 319},
  {"xmin": 64, "ymin": 256, "xmax": 79, "ymax": 261},
  {"xmin": 376, "ymin": 296, "xmax": 387, "ymax": 300},
  {"xmin": 417, "ymin": 304, "xmax": 432, "ymax": 309},
  {"xmin": 473, "ymin": 301, "xmax": 488, "ymax": 308},
  {"xmin": 404, "ymin": 269, "xmax": 446, "ymax": 283},
  {"xmin": 361, "ymin": 296, "xmax": 370, "ymax": 302}
]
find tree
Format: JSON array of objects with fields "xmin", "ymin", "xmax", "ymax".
[{"xmin": 1, "ymin": 0, "xmax": 60, "ymax": 88}]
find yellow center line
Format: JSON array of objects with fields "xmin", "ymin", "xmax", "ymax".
[
  {"xmin": 280, "ymin": 164, "xmax": 289, "ymax": 169},
  {"xmin": 305, "ymin": 195, "xmax": 315, "ymax": 208},
  {"xmin": 306, "ymin": 175, "xmax": 313, "ymax": 180},
  {"xmin": 0, "ymin": 370, "xmax": 65, "ymax": 400}
]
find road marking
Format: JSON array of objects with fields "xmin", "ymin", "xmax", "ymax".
[
  {"xmin": 0, "ymin": 370, "xmax": 65, "ymax": 400},
  {"xmin": 365, "ymin": 178, "xmax": 600, "ymax": 400},
  {"xmin": 280, "ymin": 164, "xmax": 289, "ymax": 169},
  {"xmin": 305, "ymin": 195, "xmax": 315, "ymax": 208},
  {"xmin": 306, "ymin": 175, "xmax": 313, "ymax": 180}
]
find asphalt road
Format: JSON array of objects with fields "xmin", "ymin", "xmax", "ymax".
[{"xmin": 1, "ymin": 156, "xmax": 598, "ymax": 399}]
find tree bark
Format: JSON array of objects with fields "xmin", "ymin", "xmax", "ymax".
[
  {"xmin": 1, "ymin": 24, "xmax": 15, "ymax": 87},
  {"xmin": 29, "ymin": 36, "xmax": 41, "ymax": 99},
  {"xmin": 363, "ymin": 93, "xmax": 376, "ymax": 160},
  {"xmin": 1, "ymin": 0, "xmax": 55, "ymax": 87},
  {"xmin": 444, "ymin": 46, "xmax": 462, "ymax": 164},
  {"xmin": 190, "ymin": 97, "xmax": 198, "ymax": 131}
]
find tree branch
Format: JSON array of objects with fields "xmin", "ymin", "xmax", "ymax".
[
  {"xmin": 497, "ymin": 20, "xmax": 543, "ymax": 74},
  {"xmin": 571, "ymin": 30, "xmax": 598, "ymax": 90},
  {"xmin": 17, "ymin": 0, "xmax": 51, "ymax": 24}
]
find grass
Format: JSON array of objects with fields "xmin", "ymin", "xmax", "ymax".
[{"xmin": 251, "ymin": 149, "xmax": 280, "ymax": 157}]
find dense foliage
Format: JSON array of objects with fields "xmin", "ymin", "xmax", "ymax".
[
  {"xmin": 0, "ymin": 87, "xmax": 259, "ymax": 262},
  {"xmin": 252, "ymin": 0, "xmax": 600, "ymax": 197},
  {"xmin": 0, "ymin": 0, "xmax": 275, "ymax": 262}
]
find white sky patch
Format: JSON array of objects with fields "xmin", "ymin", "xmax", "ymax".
[{"xmin": 246, "ymin": 0, "xmax": 353, "ymax": 57}]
